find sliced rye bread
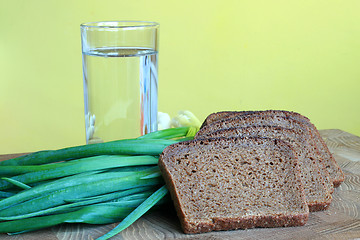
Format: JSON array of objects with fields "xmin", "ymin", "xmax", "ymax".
[
  {"xmin": 196, "ymin": 113, "xmax": 335, "ymax": 192},
  {"xmin": 159, "ymin": 137, "xmax": 309, "ymax": 234},
  {"xmin": 199, "ymin": 126, "xmax": 332, "ymax": 212},
  {"xmin": 199, "ymin": 110, "xmax": 344, "ymax": 187}
]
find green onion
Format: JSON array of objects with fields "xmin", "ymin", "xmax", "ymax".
[
  {"xmin": 0, "ymin": 191, "xmax": 15, "ymax": 198},
  {"xmin": 0, "ymin": 139, "xmax": 178, "ymax": 166},
  {"xmin": 97, "ymin": 185, "xmax": 169, "ymax": 240},
  {"xmin": 0, "ymin": 127, "xmax": 199, "ymax": 238},
  {"xmin": 0, "ymin": 167, "xmax": 161, "ymax": 213},
  {"xmin": 0, "ymin": 187, "xmax": 156, "ymax": 221},
  {"xmin": 0, "ymin": 127, "xmax": 196, "ymax": 167},
  {"xmin": 0, "ymin": 155, "xmax": 158, "ymax": 190},
  {"xmin": 138, "ymin": 126, "xmax": 192, "ymax": 139},
  {"xmin": 0, "ymin": 178, "xmax": 31, "ymax": 190},
  {"xmin": 0, "ymin": 204, "xmax": 134, "ymax": 234}
]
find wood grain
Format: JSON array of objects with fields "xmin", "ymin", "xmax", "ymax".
[{"xmin": 0, "ymin": 129, "xmax": 359, "ymax": 239}]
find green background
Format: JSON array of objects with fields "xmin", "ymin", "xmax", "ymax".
[{"xmin": 1, "ymin": 0, "xmax": 359, "ymax": 154}]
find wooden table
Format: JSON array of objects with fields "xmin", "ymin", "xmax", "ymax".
[{"xmin": 1, "ymin": 129, "xmax": 359, "ymax": 239}]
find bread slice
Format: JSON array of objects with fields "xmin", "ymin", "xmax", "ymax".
[
  {"xmin": 159, "ymin": 137, "xmax": 309, "ymax": 234},
  {"xmin": 200, "ymin": 110, "xmax": 345, "ymax": 187},
  {"xmin": 200, "ymin": 111, "xmax": 235, "ymax": 128},
  {"xmin": 196, "ymin": 113, "xmax": 335, "ymax": 193},
  {"xmin": 200, "ymin": 126, "xmax": 332, "ymax": 212},
  {"xmin": 199, "ymin": 111, "xmax": 255, "ymax": 128}
]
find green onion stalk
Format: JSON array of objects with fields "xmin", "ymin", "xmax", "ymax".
[{"xmin": 0, "ymin": 126, "xmax": 199, "ymax": 239}]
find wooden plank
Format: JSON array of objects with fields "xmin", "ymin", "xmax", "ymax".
[{"xmin": 0, "ymin": 129, "xmax": 359, "ymax": 239}]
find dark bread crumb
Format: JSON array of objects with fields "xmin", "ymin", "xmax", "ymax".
[
  {"xmin": 159, "ymin": 137, "xmax": 309, "ymax": 234},
  {"xmin": 200, "ymin": 126, "xmax": 332, "ymax": 212}
]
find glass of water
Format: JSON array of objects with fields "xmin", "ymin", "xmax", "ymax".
[{"xmin": 81, "ymin": 21, "xmax": 159, "ymax": 144}]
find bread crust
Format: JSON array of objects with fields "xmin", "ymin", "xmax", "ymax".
[{"xmin": 182, "ymin": 212, "xmax": 309, "ymax": 234}]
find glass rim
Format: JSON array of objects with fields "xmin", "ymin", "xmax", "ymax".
[{"xmin": 80, "ymin": 21, "xmax": 159, "ymax": 29}]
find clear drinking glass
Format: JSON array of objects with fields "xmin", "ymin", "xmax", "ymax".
[{"xmin": 81, "ymin": 21, "xmax": 159, "ymax": 144}]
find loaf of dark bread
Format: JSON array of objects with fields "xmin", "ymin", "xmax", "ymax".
[
  {"xmin": 200, "ymin": 126, "xmax": 332, "ymax": 212},
  {"xmin": 159, "ymin": 137, "xmax": 309, "ymax": 234},
  {"xmin": 199, "ymin": 110, "xmax": 344, "ymax": 187}
]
